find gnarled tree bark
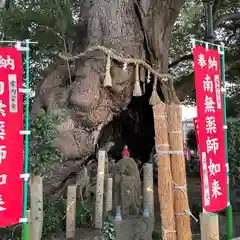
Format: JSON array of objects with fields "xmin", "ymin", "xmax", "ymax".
[{"xmin": 31, "ymin": 0, "xmax": 185, "ymax": 195}]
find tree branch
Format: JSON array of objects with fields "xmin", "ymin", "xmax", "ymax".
[
  {"xmin": 214, "ymin": 12, "xmax": 240, "ymax": 28},
  {"xmin": 175, "ymin": 59, "xmax": 240, "ymax": 101},
  {"xmin": 168, "ymin": 29, "xmax": 240, "ymax": 69},
  {"xmin": 168, "ymin": 54, "xmax": 193, "ymax": 68},
  {"xmin": 175, "ymin": 72, "xmax": 195, "ymax": 102},
  {"xmin": 134, "ymin": 0, "xmax": 154, "ymax": 62},
  {"xmin": 217, "ymin": 22, "xmax": 240, "ymax": 31},
  {"xmin": 170, "ymin": 0, "xmax": 185, "ymax": 12},
  {"xmin": 212, "ymin": 0, "xmax": 220, "ymax": 19},
  {"xmin": 225, "ymin": 60, "xmax": 240, "ymax": 72}
]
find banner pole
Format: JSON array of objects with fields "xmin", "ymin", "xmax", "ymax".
[
  {"xmin": 220, "ymin": 46, "xmax": 233, "ymax": 240},
  {"xmin": 22, "ymin": 39, "xmax": 30, "ymax": 240}
]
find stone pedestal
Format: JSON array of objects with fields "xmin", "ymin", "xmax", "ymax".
[{"xmin": 113, "ymin": 216, "xmax": 154, "ymax": 240}]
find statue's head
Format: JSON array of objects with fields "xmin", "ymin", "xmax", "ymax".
[{"xmin": 122, "ymin": 145, "xmax": 130, "ymax": 158}]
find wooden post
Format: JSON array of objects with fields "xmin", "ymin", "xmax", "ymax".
[
  {"xmin": 167, "ymin": 104, "xmax": 191, "ymax": 240},
  {"xmin": 95, "ymin": 150, "xmax": 106, "ymax": 229},
  {"xmin": 30, "ymin": 174, "xmax": 43, "ymax": 240},
  {"xmin": 143, "ymin": 163, "xmax": 154, "ymax": 218},
  {"xmin": 105, "ymin": 178, "xmax": 113, "ymax": 211},
  {"xmin": 200, "ymin": 213, "xmax": 219, "ymax": 240},
  {"xmin": 104, "ymin": 152, "xmax": 109, "ymax": 211},
  {"xmin": 66, "ymin": 185, "xmax": 77, "ymax": 239},
  {"xmin": 152, "ymin": 103, "xmax": 176, "ymax": 240}
]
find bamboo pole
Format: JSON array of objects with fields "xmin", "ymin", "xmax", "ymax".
[
  {"xmin": 152, "ymin": 102, "xmax": 176, "ymax": 240},
  {"xmin": 30, "ymin": 175, "xmax": 43, "ymax": 240},
  {"xmin": 22, "ymin": 39, "xmax": 30, "ymax": 240},
  {"xmin": 200, "ymin": 213, "xmax": 219, "ymax": 240},
  {"xmin": 167, "ymin": 104, "xmax": 191, "ymax": 240},
  {"xmin": 27, "ymin": 210, "xmax": 31, "ymax": 240},
  {"xmin": 66, "ymin": 185, "xmax": 77, "ymax": 239},
  {"xmin": 95, "ymin": 150, "xmax": 106, "ymax": 229},
  {"xmin": 143, "ymin": 163, "xmax": 154, "ymax": 218}
]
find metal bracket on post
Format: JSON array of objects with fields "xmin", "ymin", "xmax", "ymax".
[
  {"xmin": 19, "ymin": 218, "xmax": 28, "ymax": 223},
  {"xmin": 205, "ymin": 42, "xmax": 209, "ymax": 51},
  {"xmin": 191, "ymin": 38, "xmax": 196, "ymax": 53},
  {"xmin": 19, "ymin": 130, "xmax": 31, "ymax": 135},
  {"xmin": 217, "ymin": 44, "xmax": 225, "ymax": 55},
  {"xmin": 225, "ymin": 163, "xmax": 229, "ymax": 172},
  {"xmin": 19, "ymin": 88, "xmax": 31, "ymax": 94},
  {"xmin": 15, "ymin": 41, "xmax": 29, "ymax": 52},
  {"xmin": 20, "ymin": 173, "xmax": 30, "ymax": 182},
  {"xmin": 221, "ymin": 87, "xmax": 226, "ymax": 94}
]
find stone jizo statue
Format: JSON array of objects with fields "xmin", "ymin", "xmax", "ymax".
[{"xmin": 113, "ymin": 145, "xmax": 141, "ymax": 217}]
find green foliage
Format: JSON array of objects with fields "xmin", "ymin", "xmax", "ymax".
[
  {"xmin": 185, "ymin": 120, "xmax": 240, "ymax": 179},
  {"xmin": 226, "ymin": 90, "xmax": 240, "ymax": 118},
  {"xmin": 61, "ymin": 198, "xmax": 93, "ymax": 227},
  {"xmin": 186, "ymin": 129, "xmax": 197, "ymax": 151},
  {"xmin": 42, "ymin": 196, "xmax": 93, "ymax": 237},
  {"xmin": 101, "ymin": 216, "xmax": 116, "ymax": 240},
  {"xmin": 170, "ymin": 0, "xmax": 205, "ymax": 61},
  {"xmin": 170, "ymin": 0, "xmax": 240, "ymax": 105},
  {"xmin": 29, "ymin": 108, "xmax": 60, "ymax": 176},
  {"xmin": 152, "ymin": 231, "xmax": 162, "ymax": 240},
  {"xmin": 42, "ymin": 196, "xmax": 65, "ymax": 238},
  {"xmin": 227, "ymin": 120, "xmax": 240, "ymax": 181},
  {"xmin": 0, "ymin": 0, "xmax": 74, "ymax": 42},
  {"xmin": 0, "ymin": 225, "xmax": 21, "ymax": 240},
  {"xmin": 0, "ymin": 0, "xmax": 77, "ymax": 88}
]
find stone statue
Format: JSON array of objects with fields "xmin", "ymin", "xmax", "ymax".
[{"xmin": 113, "ymin": 146, "xmax": 141, "ymax": 217}]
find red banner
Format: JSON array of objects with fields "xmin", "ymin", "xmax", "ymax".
[
  {"xmin": 0, "ymin": 47, "xmax": 24, "ymax": 227},
  {"xmin": 184, "ymin": 145, "xmax": 191, "ymax": 161},
  {"xmin": 193, "ymin": 117, "xmax": 200, "ymax": 145},
  {"xmin": 193, "ymin": 45, "xmax": 227, "ymax": 212}
]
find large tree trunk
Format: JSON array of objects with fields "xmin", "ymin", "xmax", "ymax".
[{"xmin": 31, "ymin": 0, "xmax": 185, "ymax": 195}]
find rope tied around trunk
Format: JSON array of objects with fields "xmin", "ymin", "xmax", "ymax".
[
  {"xmin": 58, "ymin": 45, "xmax": 176, "ymax": 103},
  {"xmin": 173, "ymin": 181, "xmax": 198, "ymax": 222},
  {"xmin": 161, "ymin": 228, "xmax": 176, "ymax": 240},
  {"xmin": 156, "ymin": 150, "xmax": 184, "ymax": 156},
  {"xmin": 169, "ymin": 130, "xmax": 182, "ymax": 134},
  {"xmin": 58, "ymin": 45, "xmax": 173, "ymax": 82}
]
